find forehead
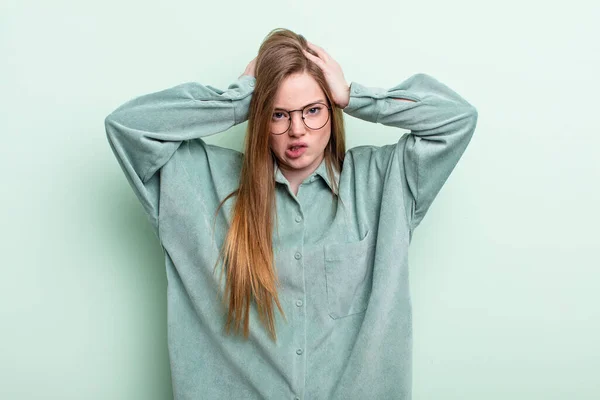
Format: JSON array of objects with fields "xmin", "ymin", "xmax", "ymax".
[{"xmin": 273, "ymin": 72, "xmax": 326, "ymax": 109}]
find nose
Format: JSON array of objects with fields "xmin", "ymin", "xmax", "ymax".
[{"xmin": 288, "ymin": 112, "xmax": 306, "ymax": 136}]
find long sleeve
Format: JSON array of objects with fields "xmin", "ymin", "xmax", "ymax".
[
  {"xmin": 343, "ymin": 73, "xmax": 478, "ymax": 234},
  {"xmin": 104, "ymin": 74, "xmax": 256, "ymax": 236}
]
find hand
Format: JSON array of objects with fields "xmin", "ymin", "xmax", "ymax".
[
  {"xmin": 302, "ymin": 42, "xmax": 350, "ymax": 109},
  {"xmin": 240, "ymin": 56, "xmax": 257, "ymax": 79}
]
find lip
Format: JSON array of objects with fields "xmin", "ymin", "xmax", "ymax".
[
  {"xmin": 287, "ymin": 142, "xmax": 308, "ymax": 149},
  {"xmin": 285, "ymin": 145, "xmax": 307, "ymax": 159}
]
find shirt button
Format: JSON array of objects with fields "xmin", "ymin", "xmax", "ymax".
[
  {"xmin": 294, "ymin": 252, "xmax": 302, "ymax": 260},
  {"xmin": 296, "ymin": 348, "xmax": 303, "ymax": 355},
  {"xmin": 295, "ymin": 300, "xmax": 303, "ymax": 307},
  {"xmin": 295, "ymin": 215, "xmax": 302, "ymax": 223}
]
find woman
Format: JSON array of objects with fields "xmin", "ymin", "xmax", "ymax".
[{"xmin": 105, "ymin": 28, "xmax": 478, "ymax": 400}]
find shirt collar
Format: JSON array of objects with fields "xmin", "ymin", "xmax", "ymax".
[{"xmin": 273, "ymin": 157, "xmax": 340, "ymax": 195}]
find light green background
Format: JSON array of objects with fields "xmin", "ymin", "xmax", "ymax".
[{"xmin": 2, "ymin": 0, "xmax": 599, "ymax": 399}]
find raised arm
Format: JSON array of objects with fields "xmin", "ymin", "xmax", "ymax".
[
  {"xmin": 301, "ymin": 42, "xmax": 477, "ymax": 234},
  {"xmin": 104, "ymin": 74, "xmax": 256, "ymax": 236},
  {"xmin": 344, "ymin": 73, "xmax": 478, "ymax": 233}
]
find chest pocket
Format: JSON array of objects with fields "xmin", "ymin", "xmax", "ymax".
[{"xmin": 323, "ymin": 230, "xmax": 376, "ymax": 319}]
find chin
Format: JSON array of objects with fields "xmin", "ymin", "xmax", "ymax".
[
  {"xmin": 280, "ymin": 158, "xmax": 306, "ymax": 172},
  {"xmin": 284, "ymin": 157, "xmax": 307, "ymax": 168}
]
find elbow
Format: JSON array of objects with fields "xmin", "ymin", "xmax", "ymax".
[
  {"xmin": 466, "ymin": 106, "xmax": 478, "ymax": 139},
  {"xmin": 462, "ymin": 104, "xmax": 478, "ymax": 126},
  {"xmin": 104, "ymin": 110, "xmax": 123, "ymax": 131},
  {"xmin": 104, "ymin": 113, "xmax": 121, "ymax": 141},
  {"xmin": 469, "ymin": 106, "xmax": 478, "ymax": 126},
  {"xmin": 104, "ymin": 115, "xmax": 114, "ymax": 135},
  {"xmin": 470, "ymin": 105, "xmax": 478, "ymax": 117},
  {"xmin": 104, "ymin": 112, "xmax": 115, "ymax": 127}
]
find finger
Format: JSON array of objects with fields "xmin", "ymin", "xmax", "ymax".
[
  {"xmin": 307, "ymin": 42, "xmax": 328, "ymax": 62},
  {"xmin": 306, "ymin": 41, "xmax": 330, "ymax": 62},
  {"xmin": 302, "ymin": 49, "xmax": 325, "ymax": 68},
  {"xmin": 303, "ymin": 45, "xmax": 322, "ymax": 63}
]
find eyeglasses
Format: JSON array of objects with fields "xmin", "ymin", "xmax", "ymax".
[{"xmin": 270, "ymin": 102, "xmax": 331, "ymax": 135}]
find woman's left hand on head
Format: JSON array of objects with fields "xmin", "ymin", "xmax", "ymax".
[{"xmin": 302, "ymin": 42, "xmax": 350, "ymax": 109}]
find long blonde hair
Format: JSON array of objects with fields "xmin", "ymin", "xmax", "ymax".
[{"xmin": 213, "ymin": 28, "xmax": 346, "ymax": 341}]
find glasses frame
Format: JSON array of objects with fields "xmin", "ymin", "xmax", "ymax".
[{"xmin": 270, "ymin": 102, "xmax": 332, "ymax": 135}]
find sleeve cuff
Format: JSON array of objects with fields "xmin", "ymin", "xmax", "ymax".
[
  {"xmin": 342, "ymin": 81, "xmax": 387, "ymax": 123},
  {"xmin": 230, "ymin": 75, "xmax": 256, "ymax": 125},
  {"xmin": 237, "ymin": 74, "xmax": 256, "ymax": 88}
]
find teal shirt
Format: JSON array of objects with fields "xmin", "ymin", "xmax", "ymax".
[{"xmin": 105, "ymin": 73, "xmax": 478, "ymax": 399}]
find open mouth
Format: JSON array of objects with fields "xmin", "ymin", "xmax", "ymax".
[
  {"xmin": 286, "ymin": 144, "xmax": 307, "ymax": 159},
  {"xmin": 288, "ymin": 142, "xmax": 307, "ymax": 150}
]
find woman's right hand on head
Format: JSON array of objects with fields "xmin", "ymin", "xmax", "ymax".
[{"xmin": 240, "ymin": 57, "xmax": 257, "ymax": 78}]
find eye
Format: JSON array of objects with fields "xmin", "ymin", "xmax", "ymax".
[
  {"xmin": 272, "ymin": 112, "xmax": 286, "ymax": 120},
  {"xmin": 306, "ymin": 106, "xmax": 322, "ymax": 115}
]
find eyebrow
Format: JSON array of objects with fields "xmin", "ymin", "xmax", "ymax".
[{"xmin": 273, "ymin": 99, "xmax": 327, "ymax": 111}]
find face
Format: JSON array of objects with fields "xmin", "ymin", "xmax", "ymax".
[{"xmin": 269, "ymin": 71, "xmax": 331, "ymax": 181}]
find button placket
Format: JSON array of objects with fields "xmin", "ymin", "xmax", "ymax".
[{"xmin": 290, "ymin": 206, "xmax": 306, "ymax": 398}]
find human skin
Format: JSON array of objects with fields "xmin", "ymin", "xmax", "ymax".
[
  {"xmin": 241, "ymin": 41, "xmax": 415, "ymax": 194},
  {"xmin": 269, "ymin": 71, "xmax": 332, "ymax": 194}
]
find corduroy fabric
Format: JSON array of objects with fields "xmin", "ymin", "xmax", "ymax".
[{"xmin": 105, "ymin": 72, "xmax": 478, "ymax": 400}]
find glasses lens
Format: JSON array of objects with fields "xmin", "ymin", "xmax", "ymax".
[
  {"xmin": 303, "ymin": 103, "xmax": 330, "ymax": 130},
  {"xmin": 271, "ymin": 110, "xmax": 290, "ymax": 134},
  {"xmin": 270, "ymin": 103, "xmax": 330, "ymax": 134}
]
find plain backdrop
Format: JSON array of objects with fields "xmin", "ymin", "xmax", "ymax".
[{"xmin": 1, "ymin": 0, "xmax": 599, "ymax": 399}]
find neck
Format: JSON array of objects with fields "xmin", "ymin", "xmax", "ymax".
[{"xmin": 277, "ymin": 154, "xmax": 325, "ymax": 191}]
